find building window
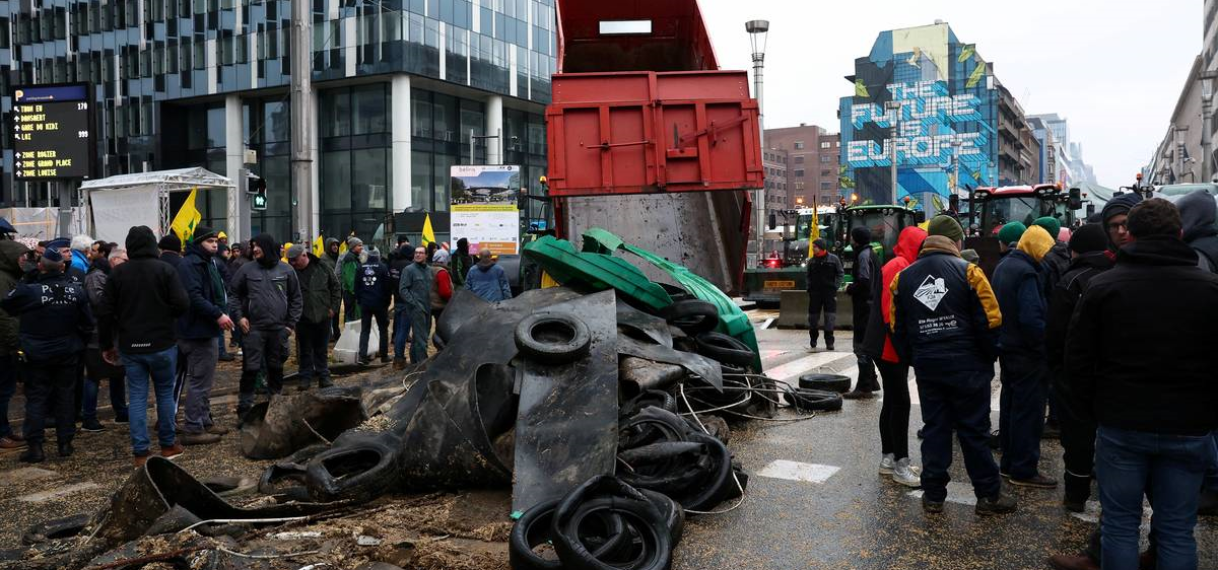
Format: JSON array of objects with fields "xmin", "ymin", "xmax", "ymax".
[
  {"xmin": 821, "ymin": 183, "xmax": 831, "ymax": 191},
  {"xmin": 793, "ymin": 155, "xmax": 804, "ymax": 164},
  {"xmin": 319, "ymin": 84, "xmax": 392, "ymax": 237},
  {"xmin": 820, "ymin": 141, "xmax": 831, "ymax": 149},
  {"xmin": 820, "ymin": 169, "xmax": 830, "ymax": 177},
  {"xmin": 820, "ymin": 155, "xmax": 832, "ymax": 163},
  {"xmin": 794, "ymin": 169, "xmax": 805, "ymax": 178},
  {"xmin": 835, "ymin": 141, "xmax": 840, "ymax": 147},
  {"xmin": 794, "ymin": 141, "xmax": 805, "ymax": 150}
]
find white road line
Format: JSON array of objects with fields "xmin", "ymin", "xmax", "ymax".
[
  {"xmin": 18, "ymin": 482, "xmax": 100, "ymax": 503},
  {"xmin": 764, "ymin": 352, "xmax": 847, "ymax": 384},
  {"xmin": 756, "ymin": 460, "xmax": 841, "ymax": 484},
  {"xmin": 906, "ymin": 481, "xmax": 978, "ymax": 506},
  {"xmin": 909, "ymin": 376, "xmax": 920, "ymax": 407}
]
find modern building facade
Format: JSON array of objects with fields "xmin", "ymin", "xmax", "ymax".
[
  {"xmin": 839, "ymin": 22, "xmax": 999, "ymax": 206},
  {"xmin": 764, "ymin": 124, "xmax": 840, "ymax": 207},
  {"xmin": 1028, "ymin": 112, "xmax": 1097, "ymax": 187},
  {"xmin": 996, "ymin": 82, "xmax": 1039, "ymax": 186},
  {"xmin": 0, "ymin": 0, "xmax": 557, "ymax": 243}
]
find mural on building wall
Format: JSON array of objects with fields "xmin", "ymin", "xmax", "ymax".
[{"xmin": 840, "ymin": 24, "xmax": 999, "ymax": 205}]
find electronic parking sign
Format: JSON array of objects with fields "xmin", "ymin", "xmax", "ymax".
[{"xmin": 11, "ymin": 83, "xmax": 93, "ymax": 180}]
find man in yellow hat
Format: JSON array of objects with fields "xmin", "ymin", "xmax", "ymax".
[{"xmin": 217, "ymin": 231, "xmax": 228, "ymax": 248}]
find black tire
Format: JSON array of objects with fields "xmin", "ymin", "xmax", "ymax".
[
  {"xmin": 638, "ymin": 489, "xmax": 685, "ymax": 545},
  {"xmin": 553, "ymin": 497, "xmax": 672, "ymax": 570},
  {"xmin": 510, "ymin": 498, "xmax": 628, "ymax": 570},
  {"xmin": 797, "ymin": 373, "xmax": 851, "ymax": 394},
  {"xmin": 621, "ymin": 390, "xmax": 677, "ymax": 417},
  {"xmin": 677, "ymin": 432, "xmax": 734, "ymax": 512},
  {"xmin": 783, "ymin": 387, "xmax": 843, "ymax": 412},
  {"xmin": 661, "ymin": 300, "xmax": 719, "ymax": 335},
  {"xmin": 432, "ymin": 333, "xmax": 446, "ymax": 351},
  {"xmin": 693, "ymin": 332, "xmax": 756, "ymax": 367},
  {"xmin": 514, "ymin": 312, "xmax": 592, "ymax": 364}
]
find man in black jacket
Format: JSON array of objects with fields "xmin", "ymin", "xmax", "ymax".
[
  {"xmin": 844, "ymin": 226, "xmax": 880, "ymax": 399},
  {"xmin": 229, "ymin": 233, "xmax": 302, "ymax": 420},
  {"xmin": 175, "ymin": 226, "xmax": 234, "ymax": 446},
  {"xmin": 288, "ymin": 244, "xmax": 340, "ymax": 390},
  {"xmin": 806, "ymin": 238, "xmax": 843, "ymax": 351},
  {"xmin": 1, "ymin": 248, "xmax": 93, "ymax": 463},
  {"xmin": 1066, "ymin": 199, "xmax": 1218, "ymax": 570},
  {"xmin": 159, "ymin": 234, "xmax": 183, "ymax": 270},
  {"xmin": 97, "ymin": 226, "xmax": 191, "ymax": 467},
  {"xmin": 1177, "ymin": 189, "xmax": 1218, "ymax": 272}
]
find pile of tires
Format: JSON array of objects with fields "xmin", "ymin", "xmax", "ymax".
[
  {"xmin": 616, "ymin": 407, "xmax": 746, "ymax": 512},
  {"xmin": 510, "ymin": 476, "xmax": 683, "ymax": 570}
]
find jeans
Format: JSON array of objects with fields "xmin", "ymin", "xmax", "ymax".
[
  {"xmin": 359, "ymin": 305, "xmax": 389, "ymax": 360},
  {"xmin": 296, "ymin": 319, "xmax": 331, "ymax": 387},
  {"xmin": 216, "ymin": 331, "xmax": 229, "ymax": 357},
  {"xmin": 998, "ymin": 353, "xmax": 1049, "ymax": 480},
  {"xmin": 1096, "ymin": 426, "xmax": 1215, "ymax": 570},
  {"xmin": 83, "ymin": 348, "xmax": 128, "ymax": 423},
  {"xmin": 0, "ymin": 354, "xmax": 16, "ymax": 438},
  {"xmin": 409, "ymin": 308, "xmax": 431, "ymax": 364},
  {"xmin": 807, "ymin": 291, "xmax": 837, "ymax": 347},
  {"xmin": 121, "ymin": 347, "xmax": 179, "ymax": 455},
  {"xmin": 179, "ymin": 338, "xmax": 218, "ymax": 434},
  {"xmin": 393, "ymin": 305, "xmax": 411, "ymax": 360},
  {"xmin": 22, "ymin": 357, "xmax": 79, "ymax": 447},
  {"xmin": 915, "ymin": 368, "xmax": 1001, "ymax": 503},
  {"xmin": 877, "ymin": 359, "xmax": 911, "ymax": 460}
]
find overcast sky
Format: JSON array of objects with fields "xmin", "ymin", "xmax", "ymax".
[{"xmin": 699, "ymin": 0, "xmax": 1201, "ymax": 188}]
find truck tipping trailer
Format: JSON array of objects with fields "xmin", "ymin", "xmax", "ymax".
[{"xmin": 545, "ymin": 0, "xmax": 763, "ymax": 293}]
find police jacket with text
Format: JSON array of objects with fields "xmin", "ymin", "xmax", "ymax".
[
  {"xmin": 1, "ymin": 270, "xmax": 94, "ymax": 363},
  {"xmin": 890, "ymin": 236, "xmax": 1002, "ymax": 373}
]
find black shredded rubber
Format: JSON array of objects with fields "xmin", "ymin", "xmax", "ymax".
[
  {"xmin": 660, "ymin": 300, "xmax": 719, "ymax": 335},
  {"xmin": 514, "ymin": 311, "xmax": 592, "ymax": 364},
  {"xmin": 783, "ymin": 386, "xmax": 844, "ymax": 412},
  {"xmin": 797, "ymin": 373, "xmax": 852, "ymax": 394},
  {"xmin": 692, "ymin": 332, "xmax": 756, "ymax": 368}
]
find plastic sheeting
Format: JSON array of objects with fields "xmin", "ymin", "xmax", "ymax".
[
  {"xmin": 87, "ymin": 186, "xmax": 161, "ymax": 243},
  {"xmin": 0, "ymin": 207, "xmax": 90, "ymax": 240}
]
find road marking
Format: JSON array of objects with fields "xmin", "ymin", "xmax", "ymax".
[
  {"xmin": 764, "ymin": 353, "xmax": 848, "ymax": 384},
  {"xmin": 909, "ymin": 377, "xmax": 920, "ymax": 406},
  {"xmin": 757, "ymin": 460, "xmax": 841, "ymax": 484},
  {"xmin": 906, "ymin": 481, "xmax": 978, "ymax": 506},
  {"xmin": 17, "ymin": 482, "xmax": 100, "ymax": 503},
  {"xmin": 0, "ymin": 467, "xmax": 58, "ymax": 486},
  {"xmin": 1070, "ymin": 501, "xmax": 1153, "ymax": 525}
]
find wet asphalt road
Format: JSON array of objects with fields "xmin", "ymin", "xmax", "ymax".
[{"xmin": 673, "ymin": 311, "xmax": 1218, "ymax": 570}]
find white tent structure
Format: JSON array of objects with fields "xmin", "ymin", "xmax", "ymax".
[{"xmin": 80, "ymin": 167, "xmax": 236, "ymax": 243}]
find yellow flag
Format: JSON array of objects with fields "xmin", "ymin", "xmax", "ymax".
[
  {"xmin": 281, "ymin": 242, "xmax": 293, "ymax": 263},
  {"xmin": 854, "ymin": 79, "xmax": 870, "ymax": 98},
  {"xmin": 807, "ymin": 206, "xmax": 820, "ymax": 259},
  {"xmin": 313, "ymin": 234, "xmax": 324, "ymax": 258},
  {"xmin": 422, "ymin": 214, "xmax": 436, "ymax": 247},
  {"xmin": 170, "ymin": 187, "xmax": 202, "ymax": 246},
  {"xmin": 966, "ymin": 60, "xmax": 987, "ymax": 89}
]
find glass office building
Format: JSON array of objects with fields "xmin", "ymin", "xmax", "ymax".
[{"xmin": 0, "ymin": 0, "xmax": 555, "ymax": 242}]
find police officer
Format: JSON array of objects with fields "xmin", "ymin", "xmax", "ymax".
[
  {"xmin": 0, "ymin": 247, "xmax": 94, "ymax": 463},
  {"xmin": 891, "ymin": 215, "xmax": 1016, "ymax": 515}
]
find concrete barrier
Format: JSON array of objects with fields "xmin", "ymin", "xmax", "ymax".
[{"xmin": 776, "ymin": 290, "xmax": 856, "ymax": 330}]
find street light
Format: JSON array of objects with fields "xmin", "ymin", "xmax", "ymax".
[
  {"xmin": 747, "ymin": 19, "xmax": 769, "ymax": 263},
  {"xmin": 884, "ymin": 100, "xmax": 901, "ymax": 205}
]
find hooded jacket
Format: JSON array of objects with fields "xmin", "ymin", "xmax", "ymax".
[
  {"xmin": 806, "ymin": 250, "xmax": 844, "ymax": 294},
  {"xmin": 0, "ymin": 240, "xmax": 31, "ymax": 355},
  {"xmin": 991, "ymin": 225, "xmax": 1054, "ymax": 356},
  {"xmin": 319, "ymin": 238, "xmax": 340, "ymax": 275},
  {"xmin": 862, "ymin": 226, "xmax": 925, "ymax": 363},
  {"xmin": 388, "ymin": 245, "xmax": 414, "ymax": 306},
  {"xmin": 176, "ymin": 241, "xmax": 226, "ymax": 340},
  {"xmin": 228, "ymin": 234, "xmax": 303, "ymax": 331},
  {"xmin": 450, "ymin": 239, "xmax": 474, "ymax": 288},
  {"xmin": 1045, "ymin": 251, "xmax": 1113, "ymax": 416},
  {"xmin": 295, "ymin": 253, "xmax": 341, "ymax": 324},
  {"xmin": 1, "ymin": 269, "xmax": 94, "ymax": 363},
  {"xmin": 1177, "ymin": 189, "xmax": 1218, "ymax": 272},
  {"xmin": 355, "ymin": 253, "xmax": 393, "ymax": 310},
  {"xmin": 1041, "ymin": 242, "xmax": 1071, "ymax": 296},
  {"xmin": 97, "ymin": 226, "xmax": 190, "ymax": 354},
  {"xmin": 1067, "ymin": 236, "xmax": 1218, "ymax": 435},
  {"xmin": 465, "ymin": 257, "xmax": 512, "ymax": 303},
  {"xmin": 890, "ymin": 235, "xmax": 1002, "ymax": 373}
]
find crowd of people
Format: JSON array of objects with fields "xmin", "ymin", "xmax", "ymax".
[
  {"xmin": 812, "ymin": 192, "xmax": 1218, "ymax": 569},
  {"xmin": 0, "ymin": 222, "xmax": 515, "ymax": 469}
]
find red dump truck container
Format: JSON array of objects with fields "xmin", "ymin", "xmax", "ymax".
[
  {"xmin": 546, "ymin": 71, "xmax": 763, "ymax": 197},
  {"xmin": 547, "ymin": 0, "xmax": 757, "ymax": 293}
]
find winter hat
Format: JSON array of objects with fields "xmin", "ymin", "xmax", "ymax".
[
  {"xmin": 960, "ymin": 249, "xmax": 980, "ymax": 264},
  {"xmin": 1032, "ymin": 217, "xmax": 1062, "ymax": 241},
  {"xmin": 432, "ymin": 248, "xmax": 451, "ymax": 264},
  {"xmin": 1101, "ymin": 193, "xmax": 1143, "ymax": 224},
  {"xmin": 158, "ymin": 234, "xmax": 182, "ymax": 252},
  {"xmin": 927, "ymin": 215, "xmax": 964, "ymax": 242},
  {"xmin": 46, "ymin": 237, "xmax": 70, "ymax": 251},
  {"xmin": 812, "ymin": 238, "xmax": 828, "ymax": 251},
  {"xmin": 1058, "ymin": 228, "xmax": 1072, "ymax": 243},
  {"xmin": 346, "ymin": 237, "xmax": 364, "ymax": 250},
  {"xmin": 285, "ymin": 243, "xmax": 307, "ymax": 260},
  {"xmin": 850, "ymin": 226, "xmax": 872, "ymax": 245},
  {"xmin": 40, "ymin": 247, "xmax": 64, "ymax": 264},
  {"xmin": 252, "ymin": 234, "xmax": 281, "ymax": 268},
  {"xmin": 193, "ymin": 226, "xmax": 219, "ymax": 242},
  {"xmin": 997, "ymin": 221, "xmax": 1027, "ymax": 247},
  {"xmin": 1069, "ymin": 223, "xmax": 1109, "ymax": 254}
]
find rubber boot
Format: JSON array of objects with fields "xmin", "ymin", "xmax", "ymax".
[
  {"xmin": 236, "ymin": 392, "xmax": 255, "ymax": 428},
  {"xmin": 1063, "ymin": 472, "xmax": 1090, "ymax": 513}
]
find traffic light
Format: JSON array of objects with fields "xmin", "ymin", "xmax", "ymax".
[{"xmin": 250, "ymin": 178, "xmax": 267, "ymax": 212}]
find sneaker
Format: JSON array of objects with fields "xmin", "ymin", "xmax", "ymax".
[
  {"xmin": 113, "ymin": 415, "xmax": 129, "ymax": 424},
  {"xmin": 0, "ymin": 436, "xmax": 26, "ymax": 449},
  {"xmin": 379, "ymin": 356, "xmax": 392, "ymax": 364},
  {"xmin": 825, "ymin": 342, "xmax": 836, "ymax": 351},
  {"xmin": 19, "ymin": 444, "xmax": 45, "ymax": 464},
  {"xmin": 218, "ymin": 353, "xmax": 235, "ymax": 362},
  {"xmin": 205, "ymin": 424, "xmax": 230, "ymax": 436},
  {"xmin": 975, "ymin": 492, "xmax": 1018, "ymax": 516},
  {"xmin": 891, "ymin": 458, "xmax": 922, "ymax": 488},
  {"xmin": 161, "ymin": 443, "xmax": 186, "ymax": 460},
  {"xmin": 80, "ymin": 420, "xmax": 106, "ymax": 433},
  {"xmin": 133, "ymin": 451, "xmax": 152, "ymax": 468},
  {"xmin": 1010, "ymin": 474, "xmax": 1058, "ymax": 489},
  {"xmin": 180, "ymin": 432, "xmax": 222, "ymax": 446},
  {"xmin": 922, "ymin": 496, "xmax": 944, "ymax": 514},
  {"xmin": 393, "ymin": 358, "xmax": 407, "ymax": 371},
  {"xmin": 842, "ymin": 390, "xmax": 875, "ymax": 400},
  {"xmin": 57, "ymin": 442, "xmax": 74, "ymax": 457},
  {"xmin": 357, "ymin": 357, "xmax": 372, "ymax": 366},
  {"xmin": 1047, "ymin": 554, "xmax": 1099, "ymax": 570},
  {"xmin": 878, "ymin": 453, "xmax": 896, "ymax": 475},
  {"xmin": 318, "ymin": 378, "xmax": 334, "ymax": 389}
]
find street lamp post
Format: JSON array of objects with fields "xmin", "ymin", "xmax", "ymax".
[
  {"xmin": 747, "ymin": 19, "xmax": 769, "ymax": 264},
  {"xmin": 1201, "ymin": 72, "xmax": 1217, "ymax": 182},
  {"xmin": 884, "ymin": 100, "xmax": 901, "ymax": 205}
]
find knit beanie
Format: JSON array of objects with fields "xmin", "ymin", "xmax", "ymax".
[
  {"xmin": 1032, "ymin": 216, "xmax": 1062, "ymax": 241},
  {"xmin": 927, "ymin": 215, "xmax": 964, "ymax": 242},
  {"xmin": 1069, "ymin": 223, "xmax": 1108, "ymax": 254},
  {"xmin": 997, "ymin": 221, "xmax": 1027, "ymax": 247},
  {"xmin": 850, "ymin": 226, "xmax": 872, "ymax": 245}
]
